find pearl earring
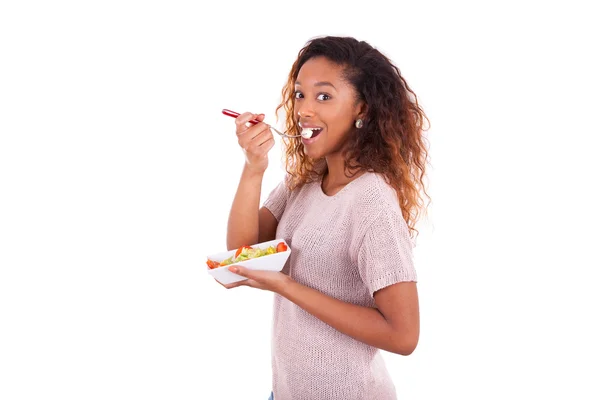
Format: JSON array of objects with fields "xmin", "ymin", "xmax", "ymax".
[{"xmin": 355, "ymin": 119, "xmax": 364, "ymax": 129}]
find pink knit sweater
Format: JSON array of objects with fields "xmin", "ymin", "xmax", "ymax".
[{"xmin": 263, "ymin": 171, "xmax": 417, "ymax": 400}]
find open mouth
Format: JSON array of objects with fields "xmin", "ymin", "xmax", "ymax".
[{"xmin": 301, "ymin": 127, "xmax": 323, "ymax": 139}]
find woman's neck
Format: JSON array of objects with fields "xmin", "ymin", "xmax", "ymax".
[{"xmin": 322, "ymin": 155, "xmax": 365, "ymax": 195}]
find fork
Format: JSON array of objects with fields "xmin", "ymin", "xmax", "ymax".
[{"xmin": 222, "ymin": 109, "xmax": 301, "ymax": 138}]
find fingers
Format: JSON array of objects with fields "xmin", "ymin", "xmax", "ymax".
[
  {"xmin": 238, "ymin": 121, "xmax": 270, "ymax": 142},
  {"xmin": 251, "ymin": 126, "xmax": 275, "ymax": 147},
  {"xmin": 233, "ymin": 111, "xmax": 275, "ymax": 153},
  {"xmin": 216, "ymin": 277, "xmax": 247, "ymax": 289},
  {"xmin": 243, "ymin": 279, "xmax": 260, "ymax": 289},
  {"xmin": 235, "ymin": 112, "xmax": 265, "ymax": 136},
  {"xmin": 239, "ymin": 124, "xmax": 274, "ymax": 153},
  {"xmin": 259, "ymin": 134, "xmax": 275, "ymax": 151},
  {"xmin": 222, "ymin": 281, "xmax": 246, "ymax": 289},
  {"xmin": 219, "ymin": 278, "xmax": 259, "ymax": 290},
  {"xmin": 215, "ymin": 265, "xmax": 252, "ymax": 289}
]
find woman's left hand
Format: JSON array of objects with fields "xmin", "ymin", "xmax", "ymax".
[{"xmin": 219, "ymin": 266, "xmax": 292, "ymax": 293}]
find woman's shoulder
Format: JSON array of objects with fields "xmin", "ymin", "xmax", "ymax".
[
  {"xmin": 346, "ymin": 172, "xmax": 412, "ymax": 249},
  {"xmin": 351, "ymin": 171, "xmax": 401, "ymax": 211}
]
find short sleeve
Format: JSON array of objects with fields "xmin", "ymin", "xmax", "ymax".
[
  {"xmin": 262, "ymin": 177, "xmax": 290, "ymax": 221},
  {"xmin": 357, "ymin": 210, "xmax": 417, "ymax": 296}
]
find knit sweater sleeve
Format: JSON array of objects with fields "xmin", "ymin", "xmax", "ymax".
[
  {"xmin": 357, "ymin": 209, "xmax": 418, "ymax": 296},
  {"xmin": 262, "ymin": 176, "xmax": 290, "ymax": 221}
]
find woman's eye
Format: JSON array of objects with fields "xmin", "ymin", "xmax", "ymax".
[
  {"xmin": 294, "ymin": 91, "xmax": 303, "ymax": 99},
  {"xmin": 317, "ymin": 94, "xmax": 330, "ymax": 101}
]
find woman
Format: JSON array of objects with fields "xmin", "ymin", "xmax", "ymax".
[{"xmin": 220, "ymin": 36, "xmax": 430, "ymax": 400}]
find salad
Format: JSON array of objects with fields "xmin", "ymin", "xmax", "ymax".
[{"xmin": 206, "ymin": 242, "xmax": 288, "ymax": 270}]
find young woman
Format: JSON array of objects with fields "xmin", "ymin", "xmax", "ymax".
[{"xmin": 219, "ymin": 36, "xmax": 430, "ymax": 400}]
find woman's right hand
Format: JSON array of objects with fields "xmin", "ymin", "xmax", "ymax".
[{"xmin": 234, "ymin": 112, "xmax": 275, "ymax": 174}]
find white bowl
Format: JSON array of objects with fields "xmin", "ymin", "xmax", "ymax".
[{"xmin": 206, "ymin": 238, "xmax": 291, "ymax": 285}]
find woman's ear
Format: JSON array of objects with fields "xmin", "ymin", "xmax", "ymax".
[{"xmin": 356, "ymin": 100, "xmax": 368, "ymax": 120}]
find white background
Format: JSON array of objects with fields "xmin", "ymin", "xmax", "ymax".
[{"xmin": 1, "ymin": 1, "xmax": 599, "ymax": 399}]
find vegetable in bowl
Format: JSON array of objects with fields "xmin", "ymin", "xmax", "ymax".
[{"xmin": 206, "ymin": 242, "xmax": 288, "ymax": 269}]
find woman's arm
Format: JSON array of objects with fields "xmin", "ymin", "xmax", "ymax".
[
  {"xmin": 226, "ymin": 112, "xmax": 277, "ymax": 251},
  {"xmin": 226, "ymin": 166, "xmax": 262, "ymax": 250},
  {"xmin": 227, "ymin": 256, "xmax": 419, "ymax": 354},
  {"xmin": 279, "ymin": 279, "xmax": 419, "ymax": 355}
]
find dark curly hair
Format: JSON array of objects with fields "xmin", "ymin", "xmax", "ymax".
[{"xmin": 276, "ymin": 36, "xmax": 431, "ymax": 238}]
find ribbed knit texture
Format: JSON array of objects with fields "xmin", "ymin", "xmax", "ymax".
[{"xmin": 263, "ymin": 171, "xmax": 417, "ymax": 400}]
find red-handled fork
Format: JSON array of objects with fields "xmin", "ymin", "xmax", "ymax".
[{"xmin": 222, "ymin": 109, "xmax": 301, "ymax": 138}]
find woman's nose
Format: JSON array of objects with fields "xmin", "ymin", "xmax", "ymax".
[{"xmin": 296, "ymin": 102, "xmax": 315, "ymax": 119}]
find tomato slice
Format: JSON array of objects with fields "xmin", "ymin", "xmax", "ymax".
[
  {"xmin": 206, "ymin": 259, "xmax": 221, "ymax": 269},
  {"xmin": 235, "ymin": 245, "xmax": 253, "ymax": 258},
  {"xmin": 276, "ymin": 242, "xmax": 288, "ymax": 252}
]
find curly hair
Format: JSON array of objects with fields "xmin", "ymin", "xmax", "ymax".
[{"xmin": 275, "ymin": 36, "xmax": 431, "ymax": 238}]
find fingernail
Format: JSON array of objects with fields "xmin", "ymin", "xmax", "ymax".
[{"xmin": 229, "ymin": 266, "xmax": 239, "ymax": 273}]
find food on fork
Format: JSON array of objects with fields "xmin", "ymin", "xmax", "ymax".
[{"xmin": 301, "ymin": 128, "xmax": 315, "ymax": 138}]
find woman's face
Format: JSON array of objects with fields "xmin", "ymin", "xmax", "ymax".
[{"xmin": 293, "ymin": 56, "xmax": 364, "ymax": 159}]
